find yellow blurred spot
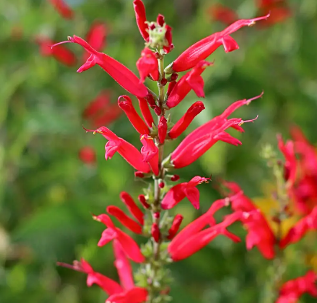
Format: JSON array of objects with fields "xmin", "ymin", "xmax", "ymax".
[{"xmin": 253, "ymin": 196, "xmax": 297, "ymax": 238}]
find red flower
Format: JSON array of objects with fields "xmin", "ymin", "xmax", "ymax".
[
  {"xmin": 137, "ymin": 97, "xmax": 154, "ymax": 128},
  {"xmin": 289, "ymin": 127, "xmax": 317, "ymax": 214},
  {"xmin": 107, "ymin": 206, "xmax": 143, "ymax": 234},
  {"xmin": 136, "ymin": 48, "xmax": 159, "ymax": 82},
  {"xmin": 151, "ymin": 223, "xmax": 160, "ymax": 242},
  {"xmin": 83, "ymin": 22, "xmax": 107, "ymax": 61},
  {"xmin": 52, "ymin": 36, "xmax": 148, "ymax": 97},
  {"xmin": 83, "ymin": 90, "xmax": 122, "ymax": 127},
  {"xmin": 140, "ymin": 135, "xmax": 159, "ymax": 175},
  {"xmin": 85, "ymin": 126, "xmax": 151, "ymax": 173},
  {"xmin": 169, "ymin": 101, "xmax": 205, "ymax": 139},
  {"xmin": 161, "ymin": 176, "xmax": 210, "ymax": 210},
  {"xmin": 171, "ymin": 118, "xmax": 243, "ymax": 169},
  {"xmin": 48, "ymin": 0, "xmax": 73, "ymax": 19},
  {"xmin": 276, "ymin": 271, "xmax": 317, "ymax": 303},
  {"xmin": 241, "ymin": 210, "xmax": 276, "ymax": 259},
  {"xmin": 133, "ymin": 1, "xmax": 173, "ymax": 53},
  {"xmin": 36, "ymin": 37, "xmax": 76, "ymax": 66},
  {"xmin": 166, "ymin": 61, "xmax": 213, "ymax": 108},
  {"xmin": 158, "ymin": 116, "xmax": 167, "ymax": 144},
  {"xmin": 120, "ymin": 192, "xmax": 144, "ymax": 225},
  {"xmin": 78, "ymin": 146, "xmax": 96, "ymax": 164},
  {"xmin": 58, "ymin": 241, "xmax": 148, "ymax": 303},
  {"xmin": 208, "ymin": 4, "xmax": 238, "ymax": 25},
  {"xmin": 118, "ymin": 95, "xmax": 149, "ymax": 135},
  {"xmin": 168, "ymin": 201, "xmax": 240, "ymax": 261},
  {"xmin": 224, "ymin": 181, "xmax": 276, "ymax": 259},
  {"xmin": 167, "ymin": 214, "xmax": 184, "ymax": 240},
  {"xmin": 94, "ymin": 214, "xmax": 145, "ymax": 263},
  {"xmin": 277, "ymin": 134, "xmax": 297, "ymax": 186},
  {"xmin": 140, "ymin": 135, "xmax": 158, "ymax": 161},
  {"xmin": 133, "ymin": 0, "xmax": 149, "ymax": 41},
  {"xmin": 57, "ymin": 258, "xmax": 123, "ymax": 294},
  {"xmin": 141, "ymin": 136, "xmax": 157, "ymax": 161},
  {"xmin": 280, "ymin": 206, "xmax": 317, "ymax": 248},
  {"xmin": 166, "ymin": 14, "xmax": 269, "ymax": 73},
  {"xmin": 170, "ymin": 93, "xmax": 262, "ymax": 168}
]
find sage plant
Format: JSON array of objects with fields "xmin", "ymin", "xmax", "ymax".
[{"xmin": 54, "ymin": 1, "xmax": 269, "ymax": 302}]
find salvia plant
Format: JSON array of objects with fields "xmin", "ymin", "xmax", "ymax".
[{"xmin": 51, "ymin": 1, "xmax": 317, "ymax": 303}]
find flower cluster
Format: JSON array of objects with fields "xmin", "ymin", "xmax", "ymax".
[
  {"xmin": 51, "ymin": 1, "xmax": 281, "ymax": 302},
  {"xmin": 217, "ymin": 129, "xmax": 317, "ymax": 302}
]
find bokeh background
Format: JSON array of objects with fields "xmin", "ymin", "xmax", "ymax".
[{"xmin": 1, "ymin": 0, "xmax": 317, "ymax": 302}]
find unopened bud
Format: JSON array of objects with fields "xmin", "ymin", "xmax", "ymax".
[
  {"xmin": 138, "ymin": 194, "xmax": 150, "ymax": 209},
  {"xmin": 167, "ymin": 214, "xmax": 183, "ymax": 239},
  {"xmin": 135, "ymin": 171, "xmax": 144, "ymax": 178},
  {"xmin": 151, "ymin": 223, "xmax": 160, "ymax": 242},
  {"xmin": 159, "ymin": 181, "xmax": 165, "ymax": 188},
  {"xmin": 154, "ymin": 106, "xmax": 161, "ymax": 115},
  {"xmin": 170, "ymin": 175, "xmax": 180, "ymax": 182},
  {"xmin": 160, "ymin": 78, "xmax": 167, "ymax": 86},
  {"xmin": 154, "ymin": 212, "xmax": 160, "ymax": 219}
]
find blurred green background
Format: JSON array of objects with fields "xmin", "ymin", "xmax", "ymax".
[{"xmin": 1, "ymin": 0, "xmax": 317, "ymax": 302}]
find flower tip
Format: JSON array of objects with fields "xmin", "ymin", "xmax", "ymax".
[{"xmin": 238, "ymin": 115, "xmax": 258, "ymax": 126}]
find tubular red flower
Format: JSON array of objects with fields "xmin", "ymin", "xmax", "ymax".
[
  {"xmin": 120, "ymin": 192, "xmax": 144, "ymax": 225},
  {"xmin": 277, "ymin": 134, "xmax": 296, "ymax": 186},
  {"xmin": 140, "ymin": 135, "xmax": 159, "ymax": 175},
  {"xmin": 151, "ymin": 223, "xmax": 160, "ymax": 242},
  {"xmin": 276, "ymin": 271, "xmax": 317, "ymax": 303},
  {"xmin": 136, "ymin": 48, "xmax": 159, "ymax": 82},
  {"xmin": 49, "ymin": 0, "xmax": 73, "ymax": 19},
  {"xmin": 36, "ymin": 37, "xmax": 76, "ymax": 66},
  {"xmin": 163, "ymin": 25, "xmax": 173, "ymax": 54},
  {"xmin": 107, "ymin": 287, "xmax": 148, "ymax": 303},
  {"xmin": 140, "ymin": 135, "xmax": 158, "ymax": 162},
  {"xmin": 53, "ymin": 35, "xmax": 148, "ymax": 97},
  {"xmin": 158, "ymin": 116, "xmax": 167, "ymax": 144},
  {"xmin": 208, "ymin": 4, "xmax": 238, "ymax": 25},
  {"xmin": 167, "ymin": 214, "xmax": 183, "ymax": 240},
  {"xmin": 170, "ymin": 93, "xmax": 262, "ymax": 168},
  {"xmin": 161, "ymin": 176, "xmax": 210, "ymax": 210},
  {"xmin": 118, "ymin": 96, "xmax": 149, "ymax": 135},
  {"xmin": 78, "ymin": 146, "xmax": 96, "ymax": 164},
  {"xmin": 166, "ymin": 61, "xmax": 213, "ymax": 108},
  {"xmin": 242, "ymin": 210, "xmax": 276, "ymax": 259},
  {"xmin": 280, "ymin": 206, "xmax": 317, "ymax": 248},
  {"xmin": 133, "ymin": 0, "xmax": 149, "ymax": 41},
  {"xmin": 171, "ymin": 118, "xmax": 244, "ymax": 168},
  {"xmin": 85, "ymin": 126, "xmax": 150, "ymax": 173},
  {"xmin": 169, "ymin": 101, "xmax": 205, "ymax": 139},
  {"xmin": 167, "ymin": 14, "xmax": 270, "ymax": 73},
  {"xmin": 107, "ymin": 206, "xmax": 143, "ymax": 234},
  {"xmin": 169, "ymin": 198, "xmax": 230, "ymax": 251},
  {"xmin": 137, "ymin": 97, "xmax": 154, "ymax": 128},
  {"xmin": 83, "ymin": 22, "xmax": 107, "ymax": 61},
  {"xmin": 113, "ymin": 240, "xmax": 134, "ymax": 291},
  {"xmin": 94, "ymin": 214, "xmax": 145, "ymax": 263},
  {"xmin": 57, "ymin": 258, "xmax": 123, "ymax": 295},
  {"xmin": 168, "ymin": 212, "xmax": 240, "ymax": 261}
]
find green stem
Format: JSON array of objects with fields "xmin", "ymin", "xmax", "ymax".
[{"xmin": 147, "ymin": 54, "xmax": 166, "ymax": 303}]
